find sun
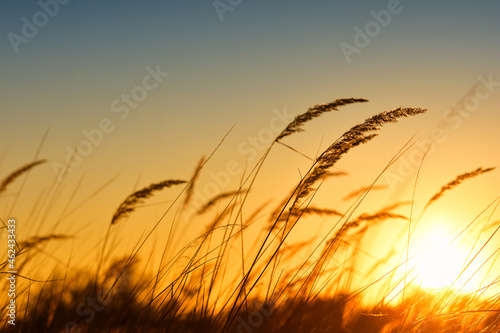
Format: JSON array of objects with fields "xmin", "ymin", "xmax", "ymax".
[
  {"xmin": 415, "ymin": 245, "xmax": 469, "ymax": 290},
  {"xmin": 410, "ymin": 224, "xmax": 478, "ymax": 292}
]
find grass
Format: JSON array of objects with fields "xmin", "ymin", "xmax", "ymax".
[{"xmin": 1, "ymin": 98, "xmax": 499, "ymax": 332}]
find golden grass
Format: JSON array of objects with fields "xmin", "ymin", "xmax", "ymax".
[
  {"xmin": 425, "ymin": 167, "xmax": 496, "ymax": 209},
  {"xmin": 110, "ymin": 179, "xmax": 187, "ymax": 225},
  {"xmin": 0, "ymin": 159, "xmax": 46, "ymax": 194},
  {"xmin": 1, "ymin": 98, "xmax": 498, "ymax": 333},
  {"xmin": 275, "ymin": 98, "xmax": 368, "ymax": 141},
  {"xmin": 197, "ymin": 189, "xmax": 248, "ymax": 215}
]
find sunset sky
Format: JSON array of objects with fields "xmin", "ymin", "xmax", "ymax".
[{"xmin": 1, "ymin": 1, "xmax": 499, "ymax": 279}]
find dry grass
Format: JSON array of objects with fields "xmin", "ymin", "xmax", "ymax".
[
  {"xmin": 0, "ymin": 159, "xmax": 46, "ymax": 194},
  {"xmin": 275, "ymin": 98, "xmax": 368, "ymax": 141},
  {"xmin": 182, "ymin": 156, "xmax": 205, "ymax": 210},
  {"xmin": 343, "ymin": 185, "xmax": 388, "ymax": 201},
  {"xmin": 425, "ymin": 167, "xmax": 496, "ymax": 209},
  {"xmin": 111, "ymin": 179, "xmax": 187, "ymax": 225},
  {"xmin": 1, "ymin": 98, "xmax": 498, "ymax": 333},
  {"xmin": 196, "ymin": 189, "xmax": 248, "ymax": 215},
  {"xmin": 293, "ymin": 107, "xmax": 426, "ymax": 207}
]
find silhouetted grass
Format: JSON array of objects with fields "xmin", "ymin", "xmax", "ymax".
[{"xmin": 1, "ymin": 98, "xmax": 498, "ymax": 333}]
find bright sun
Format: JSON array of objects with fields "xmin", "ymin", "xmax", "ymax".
[
  {"xmin": 410, "ymin": 224, "xmax": 478, "ymax": 292},
  {"xmin": 415, "ymin": 245, "xmax": 469, "ymax": 290}
]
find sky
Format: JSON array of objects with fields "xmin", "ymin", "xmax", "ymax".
[{"xmin": 0, "ymin": 0, "xmax": 499, "ymax": 280}]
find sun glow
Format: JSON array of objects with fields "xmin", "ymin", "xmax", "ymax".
[
  {"xmin": 414, "ymin": 244, "xmax": 471, "ymax": 290},
  {"xmin": 410, "ymin": 222, "xmax": 480, "ymax": 292}
]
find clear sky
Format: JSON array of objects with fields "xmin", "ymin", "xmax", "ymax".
[{"xmin": 0, "ymin": 0, "xmax": 499, "ymax": 277}]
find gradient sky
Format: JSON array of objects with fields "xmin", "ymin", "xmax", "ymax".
[{"xmin": 1, "ymin": 0, "xmax": 499, "ymax": 272}]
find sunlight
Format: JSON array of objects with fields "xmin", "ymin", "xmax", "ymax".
[
  {"xmin": 411, "ymin": 223, "xmax": 477, "ymax": 292},
  {"xmin": 415, "ymin": 245, "xmax": 469, "ymax": 290}
]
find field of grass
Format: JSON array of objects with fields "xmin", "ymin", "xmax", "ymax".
[{"xmin": 1, "ymin": 98, "xmax": 499, "ymax": 332}]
